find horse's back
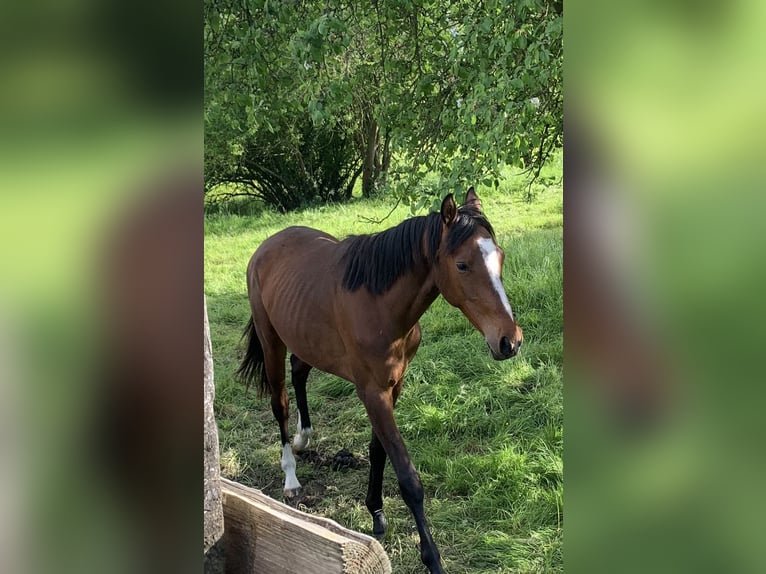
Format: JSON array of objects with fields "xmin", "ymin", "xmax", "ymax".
[
  {"xmin": 250, "ymin": 226, "xmax": 339, "ymax": 279},
  {"xmin": 258, "ymin": 225, "xmax": 339, "ymax": 253}
]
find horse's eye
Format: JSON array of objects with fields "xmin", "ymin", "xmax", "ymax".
[{"xmin": 456, "ymin": 262, "xmax": 468, "ymax": 272}]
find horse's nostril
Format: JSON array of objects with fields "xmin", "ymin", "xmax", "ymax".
[{"xmin": 500, "ymin": 336, "xmax": 512, "ymax": 357}]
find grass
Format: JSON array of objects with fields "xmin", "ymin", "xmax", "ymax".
[{"xmin": 205, "ymin": 155, "xmax": 562, "ymax": 573}]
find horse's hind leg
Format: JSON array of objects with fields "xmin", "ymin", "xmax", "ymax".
[
  {"xmin": 255, "ymin": 318, "xmax": 300, "ymax": 495},
  {"xmin": 290, "ymin": 354, "xmax": 313, "ymax": 451},
  {"xmin": 267, "ymin": 342, "xmax": 302, "ymax": 495}
]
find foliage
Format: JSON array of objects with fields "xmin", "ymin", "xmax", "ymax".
[
  {"xmin": 206, "ymin": 115, "xmax": 361, "ymax": 211},
  {"xmin": 363, "ymin": 0, "xmax": 563, "ymax": 197},
  {"xmin": 204, "ymin": 1, "xmax": 362, "ymax": 211},
  {"xmin": 204, "ymin": 0, "xmax": 562, "ymax": 211},
  {"xmin": 204, "ymin": 165, "xmax": 563, "ymax": 571}
]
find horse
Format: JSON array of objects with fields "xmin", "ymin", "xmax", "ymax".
[{"xmin": 236, "ymin": 188, "xmax": 522, "ymax": 574}]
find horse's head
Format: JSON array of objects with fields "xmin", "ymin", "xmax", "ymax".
[{"xmin": 433, "ymin": 188, "xmax": 523, "ymax": 360}]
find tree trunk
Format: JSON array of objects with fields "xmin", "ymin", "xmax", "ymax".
[
  {"xmin": 379, "ymin": 130, "xmax": 391, "ymax": 184},
  {"xmin": 204, "ymin": 297, "xmax": 225, "ymax": 573},
  {"xmin": 343, "ymin": 162, "xmax": 365, "ymax": 200},
  {"xmin": 361, "ymin": 117, "xmax": 379, "ymax": 197}
]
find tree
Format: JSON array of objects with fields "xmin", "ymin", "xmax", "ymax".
[
  {"xmin": 204, "ymin": 1, "xmax": 363, "ymax": 210},
  {"xmin": 205, "ymin": 0, "xmax": 562, "ymax": 210}
]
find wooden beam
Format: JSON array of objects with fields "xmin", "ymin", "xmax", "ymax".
[{"xmin": 221, "ymin": 478, "xmax": 391, "ymax": 574}]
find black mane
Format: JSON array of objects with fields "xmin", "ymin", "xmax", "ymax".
[{"xmin": 341, "ymin": 205, "xmax": 495, "ymax": 295}]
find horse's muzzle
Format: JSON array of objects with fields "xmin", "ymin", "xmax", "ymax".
[{"xmin": 489, "ymin": 334, "xmax": 522, "ymax": 360}]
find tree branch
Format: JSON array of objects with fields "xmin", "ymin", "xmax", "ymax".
[{"xmin": 358, "ymin": 197, "xmax": 401, "ymax": 225}]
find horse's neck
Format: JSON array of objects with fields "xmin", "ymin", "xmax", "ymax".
[
  {"xmin": 380, "ymin": 264, "xmax": 439, "ymax": 335},
  {"xmin": 385, "ymin": 231, "xmax": 441, "ymax": 332}
]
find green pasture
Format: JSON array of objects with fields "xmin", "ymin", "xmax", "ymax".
[{"xmin": 205, "ymin": 163, "xmax": 562, "ymax": 573}]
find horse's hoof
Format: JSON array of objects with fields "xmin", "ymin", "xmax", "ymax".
[
  {"xmin": 372, "ymin": 510, "xmax": 387, "ymax": 540},
  {"xmin": 293, "ymin": 428, "xmax": 313, "ymax": 452},
  {"xmin": 421, "ymin": 546, "xmax": 443, "ymax": 573},
  {"xmin": 283, "ymin": 487, "xmax": 301, "ymax": 499}
]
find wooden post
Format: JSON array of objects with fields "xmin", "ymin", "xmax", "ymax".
[
  {"xmin": 204, "ymin": 297, "xmax": 225, "ymax": 573},
  {"xmin": 221, "ymin": 478, "xmax": 391, "ymax": 574}
]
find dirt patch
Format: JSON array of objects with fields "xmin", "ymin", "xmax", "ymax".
[
  {"xmin": 290, "ymin": 480, "xmax": 327, "ymax": 508},
  {"xmin": 296, "ymin": 448, "xmax": 363, "ymax": 470},
  {"xmin": 283, "ymin": 448, "xmax": 366, "ymax": 508}
]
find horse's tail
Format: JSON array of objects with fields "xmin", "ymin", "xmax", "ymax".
[{"xmin": 235, "ymin": 316, "xmax": 270, "ymax": 397}]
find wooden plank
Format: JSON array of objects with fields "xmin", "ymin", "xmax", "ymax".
[{"xmin": 221, "ymin": 478, "xmax": 391, "ymax": 574}]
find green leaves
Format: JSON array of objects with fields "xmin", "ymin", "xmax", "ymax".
[
  {"xmin": 204, "ymin": 0, "xmax": 561, "ymax": 210},
  {"xmin": 383, "ymin": 0, "xmax": 561, "ymax": 203}
]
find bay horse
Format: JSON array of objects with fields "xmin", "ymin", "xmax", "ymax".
[{"xmin": 236, "ymin": 188, "xmax": 522, "ymax": 574}]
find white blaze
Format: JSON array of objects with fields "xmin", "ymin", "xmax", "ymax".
[
  {"xmin": 477, "ymin": 237, "xmax": 514, "ymax": 319},
  {"xmin": 281, "ymin": 443, "xmax": 301, "ymax": 492}
]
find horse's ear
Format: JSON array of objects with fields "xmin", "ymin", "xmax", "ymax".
[
  {"xmin": 440, "ymin": 194, "xmax": 458, "ymax": 225},
  {"xmin": 463, "ymin": 186, "xmax": 483, "ymax": 211}
]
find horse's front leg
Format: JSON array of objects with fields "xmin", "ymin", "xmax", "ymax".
[
  {"xmin": 362, "ymin": 387, "xmax": 443, "ymax": 574},
  {"xmin": 365, "ymin": 380, "xmax": 402, "ymax": 539},
  {"xmin": 366, "ymin": 431, "xmax": 388, "ymax": 539}
]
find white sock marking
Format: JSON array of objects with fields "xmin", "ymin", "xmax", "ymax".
[
  {"xmin": 477, "ymin": 237, "xmax": 514, "ymax": 319},
  {"xmin": 293, "ymin": 412, "xmax": 313, "ymax": 451},
  {"xmin": 281, "ymin": 443, "xmax": 301, "ymax": 492}
]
